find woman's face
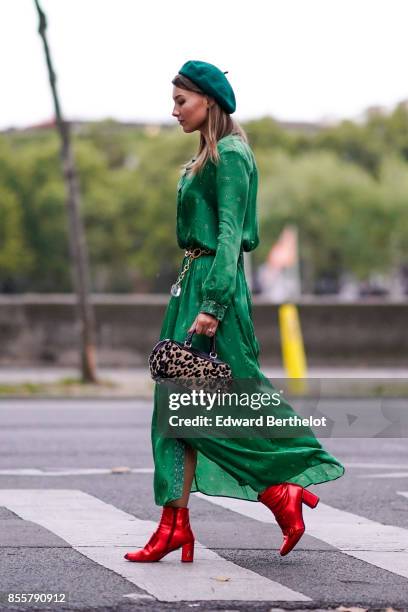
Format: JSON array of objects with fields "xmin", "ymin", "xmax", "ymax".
[{"xmin": 172, "ymin": 85, "xmax": 210, "ymax": 133}]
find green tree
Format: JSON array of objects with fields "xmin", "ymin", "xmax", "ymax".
[
  {"xmin": 0, "ymin": 186, "xmax": 33, "ymax": 280},
  {"xmin": 255, "ymin": 150, "xmax": 396, "ymax": 290}
]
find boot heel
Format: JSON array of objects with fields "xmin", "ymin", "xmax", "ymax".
[
  {"xmin": 302, "ymin": 488, "xmax": 319, "ymax": 508},
  {"xmin": 181, "ymin": 540, "xmax": 194, "ymax": 562}
]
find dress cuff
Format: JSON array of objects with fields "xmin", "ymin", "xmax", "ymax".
[{"xmin": 200, "ymin": 299, "xmax": 228, "ymax": 322}]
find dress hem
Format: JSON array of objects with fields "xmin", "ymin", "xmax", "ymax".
[{"xmin": 157, "ymin": 463, "xmax": 345, "ymax": 506}]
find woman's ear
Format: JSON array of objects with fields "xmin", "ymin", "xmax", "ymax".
[{"xmin": 205, "ymin": 96, "xmax": 215, "ymax": 109}]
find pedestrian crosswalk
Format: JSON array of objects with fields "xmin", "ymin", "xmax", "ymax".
[
  {"xmin": 0, "ymin": 488, "xmax": 408, "ymax": 603},
  {"xmin": 0, "ymin": 490, "xmax": 309, "ymax": 602},
  {"xmin": 195, "ymin": 492, "xmax": 408, "ymax": 580}
]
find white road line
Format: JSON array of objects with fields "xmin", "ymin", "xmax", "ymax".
[
  {"xmin": 0, "ymin": 468, "xmax": 154, "ymax": 476},
  {"xmin": 3, "ymin": 463, "xmax": 408, "ymax": 477},
  {"xmin": 0, "ymin": 490, "xmax": 310, "ymax": 603},
  {"xmin": 194, "ymin": 493, "xmax": 408, "ymax": 579},
  {"xmin": 357, "ymin": 472, "xmax": 408, "ymax": 479},
  {"xmin": 343, "ymin": 463, "xmax": 408, "ymax": 469},
  {"xmin": 397, "ymin": 491, "xmax": 408, "ymax": 500}
]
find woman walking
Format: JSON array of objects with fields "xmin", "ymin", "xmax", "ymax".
[{"xmin": 124, "ymin": 60, "xmax": 345, "ymax": 563}]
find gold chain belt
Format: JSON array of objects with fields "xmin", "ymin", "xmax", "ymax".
[
  {"xmin": 184, "ymin": 247, "xmax": 215, "ymax": 259},
  {"xmin": 170, "ymin": 247, "xmax": 215, "ymax": 297}
]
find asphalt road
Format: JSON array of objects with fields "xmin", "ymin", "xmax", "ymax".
[{"xmin": 0, "ymin": 398, "xmax": 407, "ymax": 612}]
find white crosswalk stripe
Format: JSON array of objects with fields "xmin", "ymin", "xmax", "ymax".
[
  {"xmin": 195, "ymin": 492, "xmax": 408, "ymax": 579},
  {"xmin": 0, "ymin": 489, "xmax": 310, "ymax": 603}
]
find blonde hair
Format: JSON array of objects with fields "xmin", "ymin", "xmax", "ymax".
[{"xmin": 172, "ymin": 73, "xmax": 248, "ymax": 176}]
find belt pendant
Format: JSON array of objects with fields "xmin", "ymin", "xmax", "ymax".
[{"xmin": 170, "ymin": 282, "xmax": 182, "ymax": 297}]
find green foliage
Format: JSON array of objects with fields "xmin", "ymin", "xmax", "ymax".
[
  {"xmin": 256, "ymin": 150, "xmax": 394, "ymax": 282},
  {"xmin": 0, "ymin": 185, "xmax": 33, "ymax": 275},
  {"xmin": 245, "ymin": 117, "xmax": 294, "ymax": 151},
  {"xmin": 1, "ymin": 104, "xmax": 407, "ymax": 293}
]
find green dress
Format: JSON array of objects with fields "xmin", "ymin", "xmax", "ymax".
[{"xmin": 151, "ymin": 134, "xmax": 345, "ymax": 506}]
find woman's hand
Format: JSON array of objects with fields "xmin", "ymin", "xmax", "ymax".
[{"xmin": 188, "ymin": 312, "xmax": 220, "ymax": 337}]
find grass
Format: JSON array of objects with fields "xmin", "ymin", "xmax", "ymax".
[
  {"xmin": 0, "ymin": 377, "xmax": 120, "ymax": 397},
  {"xmin": 0, "ymin": 376, "xmax": 405, "ymax": 398}
]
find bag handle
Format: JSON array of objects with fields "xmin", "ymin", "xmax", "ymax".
[{"xmin": 183, "ymin": 330, "xmax": 217, "ymax": 359}]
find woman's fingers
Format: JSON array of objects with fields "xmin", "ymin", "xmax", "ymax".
[
  {"xmin": 189, "ymin": 313, "xmax": 219, "ymax": 336},
  {"xmin": 187, "ymin": 315, "xmax": 198, "ymax": 334}
]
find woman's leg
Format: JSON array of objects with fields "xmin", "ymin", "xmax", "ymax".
[
  {"xmin": 167, "ymin": 443, "xmax": 197, "ymax": 508},
  {"xmin": 124, "ymin": 444, "xmax": 196, "ymax": 562}
]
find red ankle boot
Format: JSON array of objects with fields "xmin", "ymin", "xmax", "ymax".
[
  {"xmin": 124, "ymin": 506, "xmax": 195, "ymax": 563},
  {"xmin": 258, "ymin": 483, "xmax": 319, "ymax": 556}
]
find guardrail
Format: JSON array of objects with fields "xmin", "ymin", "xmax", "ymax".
[{"xmin": 0, "ymin": 295, "xmax": 407, "ymax": 367}]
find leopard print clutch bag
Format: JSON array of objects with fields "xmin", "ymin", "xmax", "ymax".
[{"xmin": 148, "ymin": 330, "xmax": 233, "ymax": 391}]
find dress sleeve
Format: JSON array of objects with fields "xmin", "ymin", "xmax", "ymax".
[{"xmin": 199, "ymin": 149, "xmax": 250, "ymax": 322}]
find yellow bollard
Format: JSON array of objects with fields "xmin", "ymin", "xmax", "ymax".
[{"xmin": 278, "ymin": 303, "xmax": 308, "ymax": 394}]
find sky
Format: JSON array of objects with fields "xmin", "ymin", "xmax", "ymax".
[{"xmin": 2, "ymin": 0, "xmax": 408, "ymax": 130}]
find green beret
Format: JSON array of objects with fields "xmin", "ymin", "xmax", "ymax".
[{"xmin": 179, "ymin": 60, "xmax": 236, "ymax": 114}]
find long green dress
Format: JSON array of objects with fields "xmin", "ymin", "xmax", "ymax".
[{"xmin": 151, "ymin": 134, "xmax": 345, "ymax": 506}]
